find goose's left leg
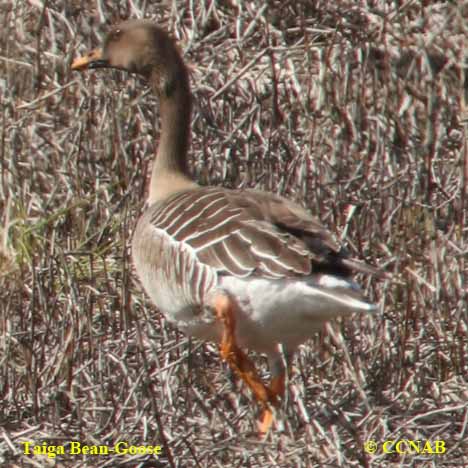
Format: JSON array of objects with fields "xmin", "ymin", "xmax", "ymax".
[{"xmin": 213, "ymin": 294, "xmax": 278, "ymax": 435}]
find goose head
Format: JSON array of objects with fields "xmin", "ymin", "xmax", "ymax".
[{"xmin": 71, "ymin": 20, "xmax": 187, "ymax": 97}]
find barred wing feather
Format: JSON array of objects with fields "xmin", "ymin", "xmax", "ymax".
[{"xmin": 147, "ymin": 187, "xmax": 354, "ymax": 280}]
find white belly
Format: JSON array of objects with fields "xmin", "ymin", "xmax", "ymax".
[{"xmin": 215, "ymin": 274, "xmax": 376, "ymax": 353}]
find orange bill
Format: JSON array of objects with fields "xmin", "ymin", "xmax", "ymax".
[{"xmin": 71, "ymin": 49, "xmax": 103, "ymax": 71}]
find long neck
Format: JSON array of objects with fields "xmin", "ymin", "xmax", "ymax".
[{"xmin": 148, "ymin": 71, "xmax": 196, "ymax": 204}]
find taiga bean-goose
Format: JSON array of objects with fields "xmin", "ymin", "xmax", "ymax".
[{"xmin": 71, "ymin": 19, "xmax": 380, "ymax": 435}]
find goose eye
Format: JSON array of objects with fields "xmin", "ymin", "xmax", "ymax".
[{"xmin": 111, "ymin": 29, "xmax": 122, "ymax": 40}]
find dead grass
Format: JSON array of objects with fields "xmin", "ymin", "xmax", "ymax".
[{"xmin": 0, "ymin": 1, "xmax": 466, "ymax": 467}]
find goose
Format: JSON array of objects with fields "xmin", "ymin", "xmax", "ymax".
[{"xmin": 71, "ymin": 19, "xmax": 381, "ymax": 434}]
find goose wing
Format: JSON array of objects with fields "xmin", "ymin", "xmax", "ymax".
[{"xmin": 145, "ymin": 186, "xmax": 374, "ymax": 279}]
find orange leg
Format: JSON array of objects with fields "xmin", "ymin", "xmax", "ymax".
[
  {"xmin": 268, "ymin": 347, "xmax": 292, "ymax": 401},
  {"xmin": 213, "ymin": 295, "xmax": 278, "ymax": 434},
  {"xmin": 270, "ymin": 372, "xmax": 286, "ymax": 399}
]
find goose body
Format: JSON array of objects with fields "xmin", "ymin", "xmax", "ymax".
[
  {"xmin": 133, "ymin": 186, "xmax": 375, "ymax": 355},
  {"xmin": 72, "ymin": 19, "xmax": 380, "ymax": 433}
]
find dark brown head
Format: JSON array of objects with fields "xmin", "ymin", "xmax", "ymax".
[{"xmin": 71, "ymin": 20, "xmax": 187, "ymax": 97}]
